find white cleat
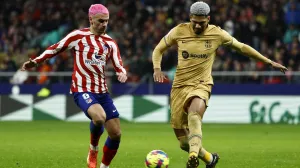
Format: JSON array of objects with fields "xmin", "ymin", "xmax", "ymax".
[{"xmin": 99, "ymin": 163, "xmax": 109, "ymax": 168}]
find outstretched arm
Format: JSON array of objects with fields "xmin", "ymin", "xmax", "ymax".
[
  {"xmin": 230, "ymin": 38, "xmax": 288, "ymax": 73},
  {"xmin": 21, "ymin": 30, "xmax": 84, "ymax": 71}
]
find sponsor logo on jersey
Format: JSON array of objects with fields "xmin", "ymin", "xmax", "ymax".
[
  {"xmin": 182, "ymin": 51, "xmax": 189, "ymax": 59},
  {"xmin": 85, "ymin": 51, "xmax": 106, "ymax": 65},
  {"xmin": 182, "ymin": 51, "xmax": 208, "ymax": 59},
  {"xmin": 94, "ymin": 51, "xmax": 106, "ymax": 60},
  {"xmin": 190, "ymin": 53, "xmax": 208, "ymax": 59},
  {"xmin": 84, "ymin": 59, "xmax": 105, "ymax": 66}
]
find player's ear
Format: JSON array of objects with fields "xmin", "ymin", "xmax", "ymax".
[
  {"xmin": 207, "ymin": 16, "xmax": 210, "ymax": 22},
  {"xmin": 89, "ymin": 16, "xmax": 93, "ymax": 25},
  {"xmin": 189, "ymin": 14, "xmax": 193, "ymax": 21}
]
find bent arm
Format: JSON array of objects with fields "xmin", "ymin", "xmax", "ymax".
[
  {"xmin": 152, "ymin": 38, "xmax": 170, "ymax": 70},
  {"xmin": 109, "ymin": 41, "xmax": 127, "ymax": 75}
]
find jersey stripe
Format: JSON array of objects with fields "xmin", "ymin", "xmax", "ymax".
[
  {"xmin": 91, "ymin": 36, "xmax": 106, "ymax": 93},
  {"xmin": 86, "ymin": 35, "xmax": 99, "ymax": 93}
]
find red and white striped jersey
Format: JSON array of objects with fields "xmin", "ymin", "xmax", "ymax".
[{"xmin": 33, "ymin": 28, "xmax": 126, "ymax": 93}]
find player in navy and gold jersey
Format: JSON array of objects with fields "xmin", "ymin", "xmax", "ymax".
[{"xmin": 152, "ymin": 1, "xmax": 287, "ymax": 168}]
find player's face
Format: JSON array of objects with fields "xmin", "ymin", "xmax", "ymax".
[
  {"xmin": 89, "ymin": 13, "xmax": 109, "ymax": 35},
  {"xmin": 190, "ymin": 15, "xmax": 210, "ymax": 35}
]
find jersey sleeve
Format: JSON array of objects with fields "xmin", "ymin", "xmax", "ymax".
[
  {"xmin": 109, "ymin": 41, "xmax": 127, "ymax": 75},
  {"xmin": 163, "ymin": 26, "xmax": 178, "ymax": 47},
  {"xmin": 33, "ymin": 30, "xmax": 83, "ymax": 64},
  {"xmin": 220, "ymin": 28, "xmax": 234, "ymax": 46}
]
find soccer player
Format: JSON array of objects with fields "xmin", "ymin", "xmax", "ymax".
[
  {"xmin": 152, "ymin": 1, "xmax": 288, "ymax": 168},
  {"xmin": 21, "ymin": 4, "xmax": 126, "ymax": 168}
]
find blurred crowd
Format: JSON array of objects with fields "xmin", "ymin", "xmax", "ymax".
[{"xmin": 0, "ymin": 0, "xmax": 300, "ymax": 84}]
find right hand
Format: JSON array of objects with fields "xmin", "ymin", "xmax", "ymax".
[
  {"xmin": 21, "ymin": 58, "xmax": 37, "ymax": 71},
  {"xmin": 117, "ymin": 72, "xmax": 127, "ymax": 83},
  {"xmin": 153, "ymin": 68, "xmax": 166, "ymax": 83},
  {"xmin": 270, "ymin": 61, "xmax": 288, "ymax": 74}
]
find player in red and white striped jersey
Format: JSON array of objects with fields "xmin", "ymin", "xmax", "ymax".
[
  {"xmin": 25, "ymin": 20, "xmax": 126, "ymax": 93},
  {"xmin": 21, "ymin": 4, "xmax": 126, "ymax": 168}
]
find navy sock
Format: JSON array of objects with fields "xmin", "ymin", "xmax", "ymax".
[
  {"xmin": 90, "ymin": 121, "xmax": 104, "ymax": 147},
  {"xmin": 104, "ymin": 136, "xmax": 120, "ymax": 150},
  {"xmin": 102, "ymin": 137, "xmax": 120, "ymax": 165}
]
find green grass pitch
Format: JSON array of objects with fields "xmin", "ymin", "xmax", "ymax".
[{"xmin": 0, "ymin": 121, "xmax": 299, "ymax": 168}]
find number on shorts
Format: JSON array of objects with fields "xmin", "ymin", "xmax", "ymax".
[{"xmin": 82, "ymin": 93, "xmax": 90, "ymax": 99}]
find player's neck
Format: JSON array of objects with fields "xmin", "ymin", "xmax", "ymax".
[
  {"xmin": 90, "ymin": 27, "xmax": 105, "ymax": 36},
  {"xmin": 190, "ymin": 24, "xmax": 209, "ymax": 35}
]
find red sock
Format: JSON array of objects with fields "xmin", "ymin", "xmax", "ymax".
[
  {"xmin": 90, "ymin": 133, "xmax": 101, "ymax": 147},
  {"xmin": 89, "ymin": 122, "xmax": 104, "ymax": 147},
  {"xmin": 101, "ymin": 145, "xmax": 118, "ymax": 165}
]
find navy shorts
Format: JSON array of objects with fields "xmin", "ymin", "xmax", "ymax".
[{"xmin": 73, "ymin": 92, "xmax": 119, "ymax": 121}]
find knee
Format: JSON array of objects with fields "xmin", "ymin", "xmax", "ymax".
[
  {"xmin": 88, "ymin": 104, "xmax": 107, "ymax": 126},
  {"xmin": 187, "ymin": 97, "xmax": 206, "ymax": 115},
  {"xmin": 110, "ymin": 131, "xmax": 121, "ymax": 141},
  {"xmin": 188, "ymin": 104, "xmax": 203, "ymax": 114},
  {"xmin": 93, "ymin": 113, "xmax": 106, "ymax": 126}
]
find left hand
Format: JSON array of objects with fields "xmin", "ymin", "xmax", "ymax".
[
  {"xmin": 270, "ymin": 61, "xmax": 288, "ymax": 74},
  {"xmin": 117, "ymin": 72, "xmax": 127, "ymax": 83},
  {"xmin": 21, "ymin": 58, "xmax": 37, "ymax": 71}
]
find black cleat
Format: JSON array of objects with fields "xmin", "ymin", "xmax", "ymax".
[
  {"xmin": 186, "ymin": 155, "xmax": 200, "ymax": 168},
  {"xmin": 206, "ymin": 153, "xmax": 220, "ymax": 168}
]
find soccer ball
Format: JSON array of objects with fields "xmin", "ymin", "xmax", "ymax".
[{"xmin": 145, "ymin": 150, "xmax": 169, "ymax": 168}]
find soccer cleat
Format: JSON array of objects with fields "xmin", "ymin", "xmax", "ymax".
[
  {"xmin": 87, "ymin": 147, "xmax": 98, "ymax": 168},
  {"xmin": 99, "ymin": 163, "xmax": 109, "ymax": 168},
  {"xmin": 186, "ymin": 153, "xmax": 200, "ymax": 168},
  {"xmin": 206, "ymin": 153, "xmax": 220, "ymax": 168}
]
